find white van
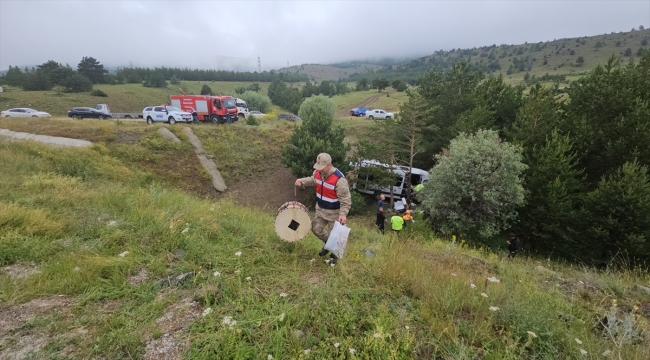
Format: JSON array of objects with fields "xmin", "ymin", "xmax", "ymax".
[
  {"xmin": 235, "ymin": 98, "xmax": 249, "ymax": 120},
  {"xmin": 351, "ymin": 159, "xmax": 429, "ymax": 199}
]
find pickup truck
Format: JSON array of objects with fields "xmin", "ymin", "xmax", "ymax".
[
  {"xmin": 93, "ymin": 104, "xmax": 143, "ymax": 119},
  {"xmin": 349, "ymin": 107, "xmax": 368, "ymax": 117}
]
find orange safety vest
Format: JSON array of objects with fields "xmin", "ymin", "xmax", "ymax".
[{"xmin": 314, "ymin": 168, "xmax": 344, "ymax": 210}]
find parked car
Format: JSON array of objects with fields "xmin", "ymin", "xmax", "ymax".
[
  {"xmin": 142, "ymin": 105, "xmax": 192, "ymax": 124},
  {"xmin": 249, "ymin": 111, "xmax": 266, "ymax": 118},
  {"xmin": 365, "ymin": 109, "xmax": 394, "ymax": 120},
  {"xmin": 349, "ymin": 107, "xmax": 368, "ymax": 117},
  {"xmin": 1, "ymin": 108, "xmax": 51, "ymax": 118},
  {"xmin": 67, "ymin": 107, "xmax": 111, "ymax": 119}
]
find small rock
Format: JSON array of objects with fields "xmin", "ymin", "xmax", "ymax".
[
  {"xmin": 172, "ymin": 249, "xmax": 186, "ymax": 261},
  {"xmin": 636, "ymin": 284, "xmax": 650, "ymax": 296},
  {"xmin": 363, "ymin": 248, "xmax": 375, "ymax": 257},
  {"xmin": 157, "ymin": 272, "xmax": 194, "ymax": 288}
]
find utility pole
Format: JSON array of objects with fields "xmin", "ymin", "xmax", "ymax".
[{"xmin": 258, "ymin": 56, "xmax": 261, "ymax": 73}]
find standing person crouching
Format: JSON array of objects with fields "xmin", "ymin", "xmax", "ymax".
[{"xmin": 294, "ymin": 153, "xmax": 351, "ymax": 265}]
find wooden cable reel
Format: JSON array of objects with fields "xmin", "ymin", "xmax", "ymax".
[{"xmin": 274, "ymin": 201, "xmax": 311, "ymax": 242}]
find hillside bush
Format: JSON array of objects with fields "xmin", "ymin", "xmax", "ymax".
[
  {"xmin": 62, "ymin": 72, "xmax": 93, "ymax": 92},
  {"xmin": 90, "ymin": 89, "xmax": 108, "ymax": 97},
  {"xmin": 22, "ymin": 71, "xmax": 52, "ymax": 91},
  {"xmin": 281, "ymin": 96, "xmax": 349, "ymax": 177},
  {"xmin": 245, "ymin": 115, "xmax": 259, "ymax": 126},
  {"xmin": 419, "ymin": 130, "xmax": 526, "ymax": 239},
  {"xmin": 200, "ymin": 84, "xmax": 212, "ymax": 95},
  {"xmin": 239, "ymin": 90, "xmax": 271, "ymax": 113}
]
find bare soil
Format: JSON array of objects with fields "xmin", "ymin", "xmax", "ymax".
[{"xmin": 143, "ymin": 296, "xmax": 203, "ymax": 360}]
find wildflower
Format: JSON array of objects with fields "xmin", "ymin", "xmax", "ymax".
[
  {"xmin": 268, "ymin": 355, "xmax": 273, "ymax": 360},
  {"xmin": 405, "ymin": 325, "xmax": 410, "ymax": 329},
  {"xmin": 452, "ymin": 235, "xmax": 456, "ymax": 240},
  {"xmin": 202, "ymin": 307, "xmax": 212, "ymax": 317},
  {"xmin": 633, "ymin": 305, "xmax": 639, "ymax": 311},
  {"xmin": 246, "ymin": 276, "xmax": 252, "ymax": 281},
  {"xmin": 280, "ymin": 292, "xmax": 288, "ymax": 297},
  {"xmin": 489, "ymin": 306, "xmax": 499, "ymax": 311},
  {"xmin": 235, "ymin": 251, "xmax": 242, "ymax": 257},
  {"xmin": 304, "ymin": 349, "xmax": 311, "ymax": 354},
  {"xmin": 373, "ymin": 333, "xmax": 381, "ymax": 338},
  {"xmin": 118, "ymin": 251, "xmax": 129, "ymax": 257},
  {"xmin": 349, "ymin": 348, "xmax": 356, "ymax": 354},
  {"xmin": 527, "ymin": 331, "xmax": 537, "ymax": 338},
  {"xmin": 612, "ymin": 299, "xmax": 617, "ymax": 307},
  {"xmin": 73, "ymin": 267, "xmax": 80, "ymax": 272},
  {"xmin": 278, "ymin": 313, "xmax": 285, "ymax": 321},
  {"xmin": 213, "ymin": 271, "xmax": 221, "ymax": 277},
  {"xmin": 222, "ymin": 316, "xmax": 233, "ymax": 325},
  {"xmin": 451, "ymin": 273, "xmax": 457, "ymax": 277},
  {"xmin": 470, "ymin": 283, "xmax": 477, "ymax": 289},
  {"xmin": 487, "ymin": 277, "xmax": 500, "ymax": 283},
  {"xmin": 181, "ymin": 228, "xmax": 189, "ymax": 233},
  {"xmin": 575, "ymin": 338, "xmax": 582, "ymax": 344},
  {"xmin": 580, "ymin": 349, "xmax": 587, "ymax": 355},
  {"xmin": 481, "ymin": 293, "xmax": 488, "ymax": 298},
  {"xmin": 334, "ymin": 343, "xmax": 340, "ymax": 348}
]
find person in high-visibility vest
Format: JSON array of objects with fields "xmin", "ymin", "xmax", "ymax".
[{"xmin": 391, "ymin": 215, "xmax": 404, "ymax": 232}]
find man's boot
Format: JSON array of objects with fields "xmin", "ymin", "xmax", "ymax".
[{"xmin": 319, "ymin": 248, "xmax": 329, "ymax": 257}]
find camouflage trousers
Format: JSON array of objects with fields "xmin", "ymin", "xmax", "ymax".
[{"xmin": 311, "ymin": 207, "xmax": 340, "ymax": 243}]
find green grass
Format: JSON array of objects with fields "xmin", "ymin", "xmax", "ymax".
[
  {"xmin": 329, "ymin": 89, "xmax": 409, "ymax": 118},
  {"xmin": 1, "ymin": 120, "xmax": 649, "ymax": 359}
]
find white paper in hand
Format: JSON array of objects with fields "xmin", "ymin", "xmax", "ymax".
[{"xmin": 324, "ymin": 221, "xmax": 351, "ymax": 259}]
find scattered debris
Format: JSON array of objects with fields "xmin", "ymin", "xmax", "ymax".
[{"xmin": 363, "ymin": 248, "xmax": 375, "ymax": 257}]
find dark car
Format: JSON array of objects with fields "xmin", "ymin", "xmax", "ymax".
[
  {"xmin": 67, "ymin": 107, "xmax": 111, "ymax": 120},
  {"xmin": 350, "ymin": 107, "xmax": 368, "ymax": 117}
]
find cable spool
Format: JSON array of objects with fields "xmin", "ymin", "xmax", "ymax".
[{"xmin": 274, "ymin": 201, "xmax": 311, "ymax": 242}]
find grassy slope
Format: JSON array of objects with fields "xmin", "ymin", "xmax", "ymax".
[
  {"xmin": 0, "ymin": 81, "xmax": 272, "ymax": 117},
  {"xmin": 1, "ymin": 120, "xmax": 649, "ymax": 359},
  {"xmin": 278, "ymin": 63, "xmax": 383, "ymax": 82}
]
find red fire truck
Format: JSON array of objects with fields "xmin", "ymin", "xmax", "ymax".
[{"xmin": 169, "ymin": 94, "xmax": 238, "ymax": 124}]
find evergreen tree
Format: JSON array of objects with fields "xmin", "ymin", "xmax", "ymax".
[
  {"xmin": 2, "ymin": 66, "xmax": 25, "ymax": 87},
  {"xmin": 22, "ymin": 70, "xmax": 52, "ymax": 91},
  {"xmin": 281, "ymin": 96, "xmax": 350, "ymax": 177},
  {"xmin": 200, "ymin": 84, "xmax": 212, "ymax": 95},
  {"xmin": 77, "ymin": 56, "xmax": 107, "ymax": 84},
  {"xmin": 62, "ymin": 73, "xmax": 93, "ymax": 92}
]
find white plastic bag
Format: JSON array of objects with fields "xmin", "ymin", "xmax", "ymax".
[{"xmin": 324, "ymin": 221, "xmax": 351, "ymax": 259}]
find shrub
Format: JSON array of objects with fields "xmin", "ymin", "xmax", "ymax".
[
  {"xmin": 239, "ymin": 90, "xmax": 271, "ymax": 113},
  {"xmin": 348, "ymin": 190, "xmax": 368, "ymax": 216},
  {"xmin": 419, "ymin": 130, "xmax": 527, "ymax": 239},
  {"xmin": 91, "ymin": 89, "xmax": 108, "ymax": 97},
  {"xmin": 62, "ymin": 72, "xmax": 92, "ymax": 93},
  {"xmin": 22, "ymin": 71, "xmax": 52, "ymax": 91},
  {"xmin": 245, "ymin": 115, "xmax": 259, "ymax": 126},
  {"xmin": 200, "ymin": 84, "xmax": 212, "ymax": 95}
]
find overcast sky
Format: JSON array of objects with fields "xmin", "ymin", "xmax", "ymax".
[{"xmin": 1, "ymin": 0, "xmax": 649, "ymax": 71}]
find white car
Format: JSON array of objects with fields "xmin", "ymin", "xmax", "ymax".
[
  {"xmin": 365, "ymin": 109, "xmax": 394, "ymax": 120},
  {"xmin": 1, "ymin": 108, "xmax": 51, "ymax": 118},
  {"xmin": 249, "ymin": 111, "xmax": 266, "ymax": 118},
  {"xmin": 143, "ymin": 105, "xmax": 192, "ymax": 124}
]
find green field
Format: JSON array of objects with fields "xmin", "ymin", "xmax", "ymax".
[{"xmin": 0, "ymin": 118, "xmax": 648, "ymax": 359}]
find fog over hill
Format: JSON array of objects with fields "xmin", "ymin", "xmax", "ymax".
[{"xmin": 1, "ymin": 1, "xmax": 648, "ymax": 72}]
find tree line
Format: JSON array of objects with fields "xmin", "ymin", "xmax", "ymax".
[{"xmin": 0, "ymin": 57, "xmax": 308, "ymax": 92}]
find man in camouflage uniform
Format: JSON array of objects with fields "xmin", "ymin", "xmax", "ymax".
[{"xmin": 295, "ymin": 153, "xmax": 352, "ymax": 265}]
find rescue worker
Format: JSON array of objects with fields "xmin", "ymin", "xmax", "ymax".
[
  {"xmin": 402, "ymin": 209, "xmax": 413, "ymax": 228},
  {"xmin": 294, "ymin": 153, "xmax": 351, "ymax": 265},
  {"xmin": 391, "ymin": 214, "xmax": 404, "ymax": 233}
]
